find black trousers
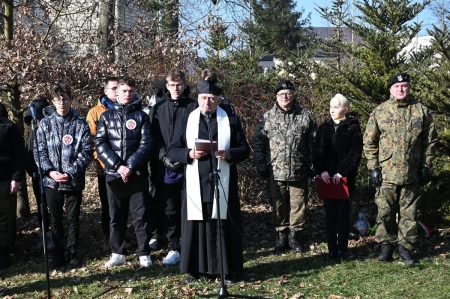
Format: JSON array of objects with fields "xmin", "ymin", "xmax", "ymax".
[
  {"xmin": 106, "ymin": 175, "xmax": 150, "ymax": 257},
  {"xmin": 97, "ymin": 175, "xmax": 110, "ymax": 236},
  {"xmin": 148, "ymin": 186, "xmax": 164, "ymax": 242},
  {"xmin": 162, "ymin": 182, "xmax": 182, "ymax": 251},
  {"xmin": 45, "ymin": 187, "xmax": 82, "ymax": 255},
  {"xmin": 32, "ymin": 176, "xmax": 49, "ymax": 231},
  {"xmin": 324, "ymin": 199, "xmax": 350, "ymax": 252}
]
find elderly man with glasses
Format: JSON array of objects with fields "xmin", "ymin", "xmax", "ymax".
[
  {"xmin": 34, "ymin": 84, "xmax": 92, "ymax": 268},
  {"xmin": 254, "ymin": 79, "xmax": 317, "ymax": 254}
]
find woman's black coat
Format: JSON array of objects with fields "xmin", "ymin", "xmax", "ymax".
[{"xmin": 312, "ymin": 116, "xmax": 363, "ymax": 180}]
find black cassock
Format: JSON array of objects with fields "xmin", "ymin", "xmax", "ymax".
[{"xmin": 167, "ymin": 111, "xmax": 250, "ymax": 275}]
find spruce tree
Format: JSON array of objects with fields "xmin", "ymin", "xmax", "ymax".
[
  {"xmin": 243, "ymin": 0, "xmax": 312, "ymax": 59},
  {"xmin": 315, "ymin": 0, "xmax": 430, "ymax": 110}
]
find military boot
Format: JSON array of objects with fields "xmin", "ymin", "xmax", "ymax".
[
  {"xmin": 398, "ymin": 244, "xmax": 417, "ymax": 265},
  {"xmin": 288, "ymin": 229, "xmax": 302, "ymax": 253},
  {"xmin": 274, "ymin": 229, "xmax": 288, "ymax": 254},
  {"xmin": 377, "ymin": 241, "xmax": 394, "ymax": 262}
]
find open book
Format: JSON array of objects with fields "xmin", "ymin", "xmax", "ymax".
[{"xmin": 195, "ymin": 138, "xmax": 218, "ymax": 154}]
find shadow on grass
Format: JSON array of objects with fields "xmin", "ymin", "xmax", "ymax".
[
  {"xmin": 6, "ymin": 181, "xmax": 449, "ymax": 298},
  {"xmin": 0, "ymin": 266, "xmax": 173, "ymax": 298}
]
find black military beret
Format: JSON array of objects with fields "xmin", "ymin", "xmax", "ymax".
[
  {"xmin": 387, "ymin": 73, "xmax": 410, "ymax": 88},
  {"xmin": 274, "ymin": 79, "xmax": 295, "ymax": 95},
  {"xmin": 197, "ymin": 80, "xmax": 222, "ymax": 96}
]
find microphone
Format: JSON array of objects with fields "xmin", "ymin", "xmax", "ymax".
[
  {"xmin": 205, "ymin": 110, "xmax": 211, "ymax": 125},
  {"xmin": 30, "ymin": 103, "xmax": 37, "ymax": 121}
]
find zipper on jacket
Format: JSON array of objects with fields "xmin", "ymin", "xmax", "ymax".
[
  {"xmin": 121, "ymin": 107, "xmax": 126, "ymax": 164},
  {"xmin": 288, "ymin": 114, "xmax": 293, "ymax": 179},
  {"xmin": 58, "ymin": 116, "xmax": 65, "ymax": 189}
]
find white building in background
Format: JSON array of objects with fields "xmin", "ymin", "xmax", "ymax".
[
  {"xmin": 258, "ymin": 27, "xmax": 435, "ymax": 77},
  {"xmin": 32, "ymin": 0, "xmax": 154, "ymax": 55},
  {"xmin": 258, "ymin": 55, "xmax": 281, "ymax": 71},
  {"xmin": 400, "ymin": 35, "xmax": 434, "ymax": 60},
  {"xmin": 257, "ymin": 27, "xmax": 362, "ymax": 72}
]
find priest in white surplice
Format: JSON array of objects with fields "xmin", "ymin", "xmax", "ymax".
[{"xmin": 167, "ymin": 80, "xmax": 250, "ymax": 284}]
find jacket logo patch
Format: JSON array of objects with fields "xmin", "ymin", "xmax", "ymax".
[
  {"xmin": 126, "ymin": 119, "xmax": 137, "ymax": 130},
  {"xmin": 62, "ymin": 134, "xmax": 73, "ymax": 145}
]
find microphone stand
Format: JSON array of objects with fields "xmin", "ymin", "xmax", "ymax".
[
  {"xmin": 31, "ymin": 118, "xmax": 52, "ymax": 299},
  {"xmin": 204, "ymin": 112, "xmax": 268, "ymax": 299}
]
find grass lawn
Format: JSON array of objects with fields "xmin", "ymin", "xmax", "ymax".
[{"xmin": 1, "ymin": 175, "xmax": 449, "ymax": 299}]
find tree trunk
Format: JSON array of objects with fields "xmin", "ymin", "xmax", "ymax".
[
  {"xmin": 98, "ymin": 0, "xmax": 115, "ymax": 61},
  {"xmin": 3, "ymin": 1, "xmax": 31, "ymax": 217},
  {"xmin": 8, "ymin": 83, "xmax": 31, "ymax": 218},
  {"xmin": 114, "ymin": 0, "xmax": 123, "ymax": 62},
  {"xmin": 17, "ymin": 171, "xmax": 30, "ymax": 218},
  {"xmin": 162, "ymin": 0, "xmax": 179, "ymax": 37},
  {"xmin": 3, "ymin": 0, "xmax": 13, "ymax": 40}
]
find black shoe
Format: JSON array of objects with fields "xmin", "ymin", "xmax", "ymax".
[
  {"xmin": 50, "ymin": 256, "xmax": 66, "ymax": 269},
  {"xmin": 378, "ymin": 241, "xmax": 394, "ymax": 262},
  {"xmin": 328, "ymin": 250, "xmax": 336, "ymax": 261},
  {"xmin": 223, "ymin": 275, "xmax": 235, "ymax": 286},
  {"xmin": 288, "ymin": 229, "xmax": 301, "ymax": 253},
  {"xmin": 184, "ymin": 273, "xmax": 199, "ymax": 284},
  {"xmin": 336, "ymin": 251, "xmax": 346, "ymax": 263},
  {"xmin": 398, "ymin": 244, "xmax": 417, "ymax": 265},
  {"xmin": 68, "ymin": 253, "xmax": 81, "ymax": 268},
  {"xmin": 274, "ymin": 229, "xmax": 288, "ymax": 254}
]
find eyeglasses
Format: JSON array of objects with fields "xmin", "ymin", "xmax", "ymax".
[
  {"xmin": 52, "ymin": 98, "xmax": 71, "ymax": 104},
  {"xmin": 106, "ymin": 87, "xmax": 118, "ymax": 90},
  {"xmin": 167, "ymin": 83, "xmax": 185, "ymax": 89},
  {"xmin": 276, "ymin": 92, "xmax": 295, "ymax": 98},
  {"xmin": 199, "ymin": 96, "xmax": 218, "ymax": 103}
]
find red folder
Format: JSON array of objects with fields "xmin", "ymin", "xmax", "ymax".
[{"xmin": 315, "ymin": 177, "xmax": 349, "ymax": 200}]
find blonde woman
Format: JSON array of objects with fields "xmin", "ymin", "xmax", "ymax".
[{"xmin": 312, "ymin": 94, "xmax": 363, "ymax": 261}]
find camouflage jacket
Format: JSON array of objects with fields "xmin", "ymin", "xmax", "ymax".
[
  {"xmin": 363, "ymin": 95, "xmax": 438, "ymax": 185},
  {"xmin": 254, "ymin": 101, "xmax": 317, "ymax": 181}
]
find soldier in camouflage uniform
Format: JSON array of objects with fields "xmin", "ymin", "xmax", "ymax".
[
  {"xmin": 254, "ymin": 79, "xmax": 317, "ymax": 254},
  {"xmin": 363, "ymin": 73, "xmax": 438, "ymax": 264}
]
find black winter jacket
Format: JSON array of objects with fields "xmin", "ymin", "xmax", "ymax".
[
  {"xmin": 312, "ymin": 116, "xmax": 363, "ymax": 178},
  {"xmin": 149, "ymin": 88, "xmax": 197, "ymax": 160},
  {"xmin": 0, "ymin": 117, "xmax": 25, "ymax": 182},
  {"xmin": 34, "ymin": 109, "xmax": 92, "ymax": 191},
  {"xmin": 95, "ymin": 98, "xmax": 152, "ymax": 176}
]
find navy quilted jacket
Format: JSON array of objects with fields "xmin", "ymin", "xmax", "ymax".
[{"xmin": 34, "ymin": 109, "xmax": 92, "ymax": 191}]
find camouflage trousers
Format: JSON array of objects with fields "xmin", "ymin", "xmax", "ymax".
[
  {"xmin": 0, "ymin": 180, "xmax": 17, "ymax": 245},
  {"xmin": 270, "ymin": 180, "xmax": 308, "ymax": 232},
  {"xmin": 375, "ymin": 183, "xmax": 422, "ymax": 251}
]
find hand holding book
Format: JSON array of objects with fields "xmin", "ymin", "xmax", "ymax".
[{"xmin": 195, "ymin": 138, "xmax": 218, "ymax": 154}]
